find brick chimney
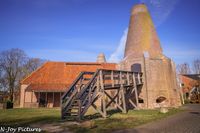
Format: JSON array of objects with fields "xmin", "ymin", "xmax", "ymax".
[
  {"xmin": 119, "ymin": 4, "xmax": 182, "ymax": 109},
  {"xmin": 97, "ymin": 53, "xmax": 106, "ymax": 63},
  {"xmin": 124, "ymin": 4, "xmax": 163, "ymax": 59}
]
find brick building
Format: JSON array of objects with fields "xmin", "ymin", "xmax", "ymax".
[
  {"xmin": 20, "ymin": 3, "xmax": 182, "ymax": 109},
  {"xmin": 20, "ymin": 61, "xmax": 116, "ymax": 108},
  {"xmin": 179, "ymin": 74, "xmax": 200, "ymax": 102},
  {"xmin": 119, "ymin": 4, "xmax": 181, "ymax": 108}
]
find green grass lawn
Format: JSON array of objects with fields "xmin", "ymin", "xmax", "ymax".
[
  {"xmin": 0, "ymin": 107, "xmax": 183, "ymax": 133},
  {"xmin": 0, "ymin": 108, "xmax": 61, "ymax": 126},
  {"xmin": 70, "ymin": 108, "xmax": 183, "ymax": 133}
]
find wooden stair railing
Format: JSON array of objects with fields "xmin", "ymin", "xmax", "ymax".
[
  {"xmin": 61, "ymin": 71, "xmax": 94, "ymax": 120},
  {"xmin": 61, "ymin": 69, "xmax": 143, "ymax": 120},
  {"xmin": 76, "ymin": 70, "xmax": 101, "ymax": 119}
]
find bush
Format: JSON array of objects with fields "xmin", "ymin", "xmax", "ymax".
[
  {"xmin": 184, "ymin": 99, "xmax": 191, "ymax": 104},
  {"xmin": 5, "ymin": 100, "xmax": 13, "ymax": 109}
]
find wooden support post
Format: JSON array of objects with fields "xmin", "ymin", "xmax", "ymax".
[
  {"xmin": 127, "ymin": 72, "xmax": 130, "ymax": 85},
  {"xmin": 46, "ymin": 92, "xmax": 47, "ymax": 107},
  {"xmin": 133, "ymin": 74, "xmax": 139, "ymax": 109},
  {"xmin": 89, "ymin": 86, "xmax": 91, "ymax": 104},
  {"xmin": 53, "ymin": 92, "xmax": 54, "ymax": 107},
  {"xmin": 105, "ymin": 91, "xmax": 124, "ymax": 111},
  {"xmin": 92, "ymin": 102, "xmax": 105, "ymax": 117},
  {"xmin": 121, "ymin": 88, "xmax": 127, "ymax": 113},
  {"xmin": 100, "ymin": 70, "xmax": 107, "ymax": 118},
  {"xmin": 137, "ymin": 73, "xmax": 141, "ymax": 84},
  {"xmin": 111, "ymin": 71, "xmax": 114, "ymax": 87},
  {"xmin": 38, "ymin": 92, "xmax": 40, "ymax": 104},
  {"xmin": 97, "ymin": 75, "xmax": 100, "ymax": 91},
  {"xmin": 120, "ymin": 72, "xmax": 127, "ymax": 113},
  {"xmin": 102, "ymin": 92, "xmax": 106, "ymax": 117},
  {"xmin": 78, "ymin": 100, "xmax": 82, "ymax": 121}
]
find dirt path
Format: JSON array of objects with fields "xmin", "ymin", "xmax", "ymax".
[{"xmin": 31, "ymin": 121, "xmax": 79, "ymax": 133}]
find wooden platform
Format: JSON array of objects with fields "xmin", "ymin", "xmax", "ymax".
[{"xmin": 61, "ymin": 69, "xmax": 143, "ymax": 120}]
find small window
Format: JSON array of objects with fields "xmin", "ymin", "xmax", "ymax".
[
  {"xmin": 138, "ymin": 98, "xmax": 144, "ymax": 103},
  {"xmin": 131, "ymin": 63, "xmax": 141, "ymax": 73},
  {"xmin": 181, "ymin": 83, "xmax": 184, "ymax": 87}
]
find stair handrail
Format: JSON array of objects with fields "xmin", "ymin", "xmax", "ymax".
[
  {"xmin": 61, "ymin": 71, "xmax": 94, "ymax": 100},
  {"xmin": 77, "ymin": 69, "xmax": 100, "ymax": 99},
  {"xmin": 76, "ymin": 70, "xmax": 101, "ymax": 116},
  {"xmin": 61, "ymin": 71, "xmax": 95, "ymax": 119},
  {"xmin": 61, "ymin": 72, "xmax": 84, "ymax": 100}
]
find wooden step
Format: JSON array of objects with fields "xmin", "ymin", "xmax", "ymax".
[
  {"xmin": 65, "ymin": 112, "xmax": 78, "ymax": 116},
  {"xmin": 83, "ymin": 78, "xmax": 91, "ymax": 81}
]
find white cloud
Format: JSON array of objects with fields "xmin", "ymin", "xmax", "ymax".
[
  {"xmin": 108, "ymin": 28, "xmax": 128, "ymax": 63},
  {"xmin": 108, "ymin": 0, "xmax": 180, "ymax": 63},
  {"xmin": 140, "ymin": 0, "xmax": 180, "ymax": 27}
]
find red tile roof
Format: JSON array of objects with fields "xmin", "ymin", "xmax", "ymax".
[{"xmin": 22, "ymin": 61, "xmax": 117, "ymax": 92}]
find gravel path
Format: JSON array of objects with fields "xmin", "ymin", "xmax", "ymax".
[{"xmin": 114, "ymin": 104, "xmax": 200, "ymax": 133}]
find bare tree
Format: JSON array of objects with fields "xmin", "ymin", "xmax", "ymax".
[
  {"xmin": 192, "ymin": 59, "xmax": 200, "ymax": 74},
  {"xmin": 0, "ymin": 67, "xmax": 7, "ymax": 91},
  {"xmin": 0, "ymin": 49, "xmax": 45, "ymax": 102},
  {"xmin": 0, "ymin": 49, "xmax": 28, "ymax": 102},
  {"xmin": 177, "ymin": 63, "xmax": 191, "ymax": 74},
  {"xmin": 21, "ymin": 58, "xmax": 45, "ymax": 79}
]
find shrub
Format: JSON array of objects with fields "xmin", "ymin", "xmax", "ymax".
[{"xmin": 5, "ymin": 100, "xmax": 13, "ymax": 109}]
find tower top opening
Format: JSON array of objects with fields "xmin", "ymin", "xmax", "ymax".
[{"xmin": 131, "ymin": 3, "xmax": 148, "ymax": 15}]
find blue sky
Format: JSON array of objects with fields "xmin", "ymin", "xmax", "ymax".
[{"xmin": 0, "ymin": 0, "xmax": 200, "ymax": 65}]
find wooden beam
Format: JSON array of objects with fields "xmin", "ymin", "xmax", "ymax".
[
  {"xmin": 119, "ymin": 71, "xmax": 127, "ymax": 113},
  {"xmin": 38, "ymin": 92, "xmax": 40, "ymax": 104},
  {"xmin": 129, "ymin": 99, "xmax": 137, "ymax": 108},
  {"xmin": 92, "ymin": 103, "xmax": 105, "ymax": 117},
  {"xmin": 99, "ymin": 70, "xmax": 107, "ymax": 117},
  {"xmin": 111, "ymin": 71, "xmax": 114, "ymax": 87},
  {"xmin": 105, "ymin": 91, "xmax": 124, "ymax": 111},
  {"xmin": 133, "ymin": 74, "xmax": 139, "ymax": 108},
  {"xmin": 53, "ymin": 92, "xmax": 54, "ymax": 107},
  {"xmin": 121, "ymin": 87, "xmax": 127, "ymax": 113},
  {"xmin": 137, "ymin": 73, "xmax": 141, "ymax": 84},
  {"xmin": 78, "ymin": 100, "xmax": 82, "ymax": 121},
  {"xmin": 102, "ymin": 92, "xmax": 107, "ymax": 117},
  {"xmin": 46, "ymin": 92, "xmax": 47, "ymax": 107},
  {"xmin": 127, "ymin": 72, "xmax": 130, "ymax": 85}
]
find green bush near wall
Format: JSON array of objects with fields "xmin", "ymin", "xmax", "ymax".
[{"xmin": 0, "ymin": 100, "xmax": 13, "ymax": 109}]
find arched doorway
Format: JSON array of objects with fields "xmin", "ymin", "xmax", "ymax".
[
  {"xmin": 156, "ymin": 96, "xmax": 166, "ymax": 103},
  {"xmin": 156, "ymin": 96, "xmax": 167, "ymax": 107},
  {"xmin": 131, "ymin": 63, "xmax": 141, "ymax": 73}
]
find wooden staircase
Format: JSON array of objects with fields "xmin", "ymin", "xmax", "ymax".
[
  {"xmin": 61, "ymin": 69, "xmax": 143, "ymax": 120},
  {"xmin": 61, "ymin": 71, "xmax": 94, "ymax": 120}
]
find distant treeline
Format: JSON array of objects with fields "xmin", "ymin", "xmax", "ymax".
[{"xmin": 177, "ymin": 59, "xmax": 200, "ymax": 75}]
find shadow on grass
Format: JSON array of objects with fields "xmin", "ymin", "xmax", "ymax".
[
  {"xmin": 83, "ymin": 109, "xmax": 122, "ymax": 121},
  {"xmin": 68, "ymin": 108, "xmax": 183, "ymax": 133},
  {"xmin": 0, "ymin": 116, "xmax": 60, "ymax": 127}
]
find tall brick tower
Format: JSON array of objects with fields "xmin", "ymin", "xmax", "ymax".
[
  {"xmin": 120, "ymin": 4, "xmax": 181, "ymax": 109},
  {"xmin": 124, "ymin": 4, "xmax": 162, "ymax": 59}
]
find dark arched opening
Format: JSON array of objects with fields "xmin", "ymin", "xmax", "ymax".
[
  {"xmin": 138, "ymin": 97, "xmax": 144, "ymax": 103},
  {"xmin": 156, "ymin": 96, "xmax": 167, "ymax": 103},
  {"xmin": 131, "ymin": 63, "xmax": 141, "ymax": 73}
]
